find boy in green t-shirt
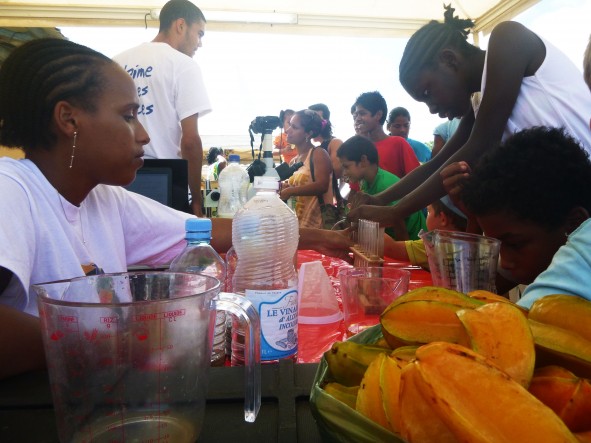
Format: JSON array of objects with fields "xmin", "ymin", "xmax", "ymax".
[{"xmin": 337, "ymin": 135, "xmax": 426, "ymax": 240}]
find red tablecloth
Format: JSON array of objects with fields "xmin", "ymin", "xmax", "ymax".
[{"xmin": 296, "ymin": 250, "xmax": 432, "ymax": 363}]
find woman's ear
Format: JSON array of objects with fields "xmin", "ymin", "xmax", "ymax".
[
  {"xmin": 565, "ymin": 206, "xmax": 589, "ymax": 235},
  {"xmin": 53, "ymin": 100, "xmax": 78, "ymax": 137}
]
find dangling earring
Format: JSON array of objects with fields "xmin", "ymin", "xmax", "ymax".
[{"xmin": 69, "ymin": 131, "xmax": 77, "ymax": 169}]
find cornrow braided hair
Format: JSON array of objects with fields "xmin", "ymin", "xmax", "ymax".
[
  {"xmin": 399, "ymin": 4, "xmax": 478, "ymax": 88},
  {"xmin": 0, "ymin": 38, "xmax": 112, "ymax": 151}
]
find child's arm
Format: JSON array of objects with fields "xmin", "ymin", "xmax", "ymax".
[
  {"xmin": 383, "ymin": 234, "xmax": 411, "ymax": 262},
  {"xmin": 349, "ymin": 22, "xmax": 544, "ymax": 228}
]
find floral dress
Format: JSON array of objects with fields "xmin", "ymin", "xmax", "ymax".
[{"xmin": 287, "ymin": 148, "xmax": 333, "ymax": 229}]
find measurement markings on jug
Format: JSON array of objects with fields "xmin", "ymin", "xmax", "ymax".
[{"xmin": 133, "ymin": 309, "xmax": 186, "ymax": 322}]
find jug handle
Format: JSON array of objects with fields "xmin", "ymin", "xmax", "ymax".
[{"xmin": 215, "ymin": 292, "xmax": 261, "ymax": 422}]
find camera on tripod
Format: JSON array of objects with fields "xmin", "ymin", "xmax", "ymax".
[{"xmin": 249, "ymin": 116, "xmax": 282, "ymax": 134}]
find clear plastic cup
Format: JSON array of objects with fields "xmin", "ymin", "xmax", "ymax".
[{"xmin": 338, "ymin": 267, "xmax": 410, "ymax": 337}]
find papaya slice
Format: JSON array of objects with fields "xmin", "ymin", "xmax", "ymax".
[
  {"xmin": 323, "ymin": 382, "xmax": 359, "ymax": 410},
  {"xmin": 380, "ymin": 355, "xmax": 404, "ymax": 434},
  {"xmin": 534, "ymin": 365, "xmax": 578, "ymax": 379},
  {"xmin": 457, "ymin": 302, "xmax": 535, "ymax": 387},
  {"xmin": 529, "ymin": 373, "xmax": 591, "ymax": 433},
  {"xmin": 414, "ymin": 342, "xmax": 577, "ymax": 442},
  {"xmin": 324, "ymin": 340, "xmax": 389, "ymax": 387},
  {"xmin": 380, "ymin": 300, "xmax": 470, "ymax": 346},
  {"xmin": 383, "ymin": 285, "xmax": 484, "ymax": 310},
  {"xmin": 529, "ymin": 374, "xmax": 579, "ymax": 419},
  {"xmin": 468, "ymin": 289, "xmax": 529, "ymax": 314},
  {"xmin": 356, "ymin": 353, "xmax": 390, "ymax": 431},
  {"xmin": 529, "ymin": 319, "xmax": 591, "ymax": 379},
  {"xmin": 529, "ymin": 294, "xmax": 591, "ymax": 342},
  {"xmin": 563, "ymin": 377, "xmax": 591, "ymax": 433},
  {"xmin": 389, "ymin": 345, "xmax": 418, "ymax": 367},
  {"xmin": 398, "ymin": 362, "xmax": 457, "ymax": 443}
]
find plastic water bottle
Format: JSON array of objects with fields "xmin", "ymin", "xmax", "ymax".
[
  {"xmin": 217, "ymin": 154, "xmax": 249, "ymax": 218},
  {"xmin": 169, "ymin": 218, "xmax": 227, "ymax": 366},
  {"xmin": 231, "ymin": 176, "xmax": 299, "ymax": 365}
]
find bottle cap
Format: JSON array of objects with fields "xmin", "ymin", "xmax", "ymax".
[
  {"xmin": 253, "ymin": 176, "xmax": 279, "ymax": 191},
  {"xmin": 228, "ymin": 154, "xmax": 241, "ymax": 163},
  {"xmin": 185, "ymin": 218, "xmax": 212, "ymax": 241}
]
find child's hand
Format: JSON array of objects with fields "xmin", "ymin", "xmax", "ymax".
[{"xmin": 440, "ymin": 161, "xmax": 470, "ymax": 204}]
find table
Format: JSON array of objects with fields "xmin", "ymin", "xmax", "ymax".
[
  {"xmin": 0, "ymin": 360, "xmax": 322, "ymax": 442},
  {"xmin": 0, "ymin": 252, "xmax": 432, "ymax": 442}
]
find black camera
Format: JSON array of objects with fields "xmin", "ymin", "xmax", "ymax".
[
  {"xmin": 249, "ymin": 115, "xmax": 282, "ymax": 134},
  {"xmin": 275, "ymin": 161, "xmax": 304, "ymax": 181}
]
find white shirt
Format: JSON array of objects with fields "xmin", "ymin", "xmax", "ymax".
[
  {"xmin": 480, "ymin": 36, "xmax": 591, "ymax": 152},
  {"xmin": 0, "ymin": 158, "xmax": 191, "ymax": 315},
  {"xmin": 114, "ymin": 42, "xmax": 212, "ymax": 159}
]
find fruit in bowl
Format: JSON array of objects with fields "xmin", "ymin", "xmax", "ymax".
[{"xmin": 310, "ymin": 287, "xmax": 591, "ymax": 442}]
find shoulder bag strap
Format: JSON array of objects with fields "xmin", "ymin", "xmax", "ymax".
[{"xmin": 309, "ymin": 147, "xmax": 325, "ymax": 206}]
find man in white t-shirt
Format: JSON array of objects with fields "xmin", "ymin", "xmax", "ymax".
[{"xmin": 114, "ymin": 0, "xmax": 211, "ymax": 216}]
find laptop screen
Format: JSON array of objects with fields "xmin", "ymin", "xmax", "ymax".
[{"xmin": 124, "ymin": 159, "xmax": 191, "ymax": 213}]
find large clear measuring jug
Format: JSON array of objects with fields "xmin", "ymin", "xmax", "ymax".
[
  {"xmin": 33, "ymin": 271, "xmax": 261, "ymax": 443},
  {"xmin": 420, "ymin": 229, "xmax": 501, "ymax": 293}
]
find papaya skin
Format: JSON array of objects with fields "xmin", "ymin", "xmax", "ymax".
[
  {"xmin": 535, "ymin": 365, "xmax": 578, "ymax": 379},
  {"xmin": 383, "ymin": 285, "xmax": 484, "ymax": 310},
  {"xmin": 356, "ymin": 353, "xmax": 391, "ymax": 431},
  {"xmin": 468, "ymin": 289, "xmax": 529, "ymax": 315},
  {"xmin": 529, "ymin": 319, "xmax": 591, "ymax": 379},
  {"xmin": 529, "ymin": 294, "xmax": 591, "ymax": 342},
  {"xmin": 380, "ymin": 355, "xmax": 404, "ymax": 434},
  {"xmin": 324, "ymin": 340, "xmax": 389, "ymax": 387},
  {"xmin": 323, "ymin": 382, "xmax": 359, "ymax": 410}
]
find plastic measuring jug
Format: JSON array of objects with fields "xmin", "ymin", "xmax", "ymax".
[
  {"xmin": 420, "ymin": 229, "xmax": 501, "ymax": 293},
  {"xmin": 33, "ymin": 271, "xmax": 261, "ymax": 443}
]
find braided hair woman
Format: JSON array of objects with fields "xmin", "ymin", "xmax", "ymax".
[
  {"xmin": 0, "ymin": 39, "xmax": 353, "ymax": 378},
  {"xmin": 348, "ymin": 5, "xmax": 591, "ymax": 228}
]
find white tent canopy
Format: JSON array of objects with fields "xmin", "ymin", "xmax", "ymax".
[{"xmin": 0, "ymin": 0, "xmax": 540, "ymax": 38}]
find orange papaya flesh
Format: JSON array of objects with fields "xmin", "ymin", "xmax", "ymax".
[
  {"xmin": 355, "ymin": 353, "xmax": 391, "ymax": 431},
  {"xmin": 398, "ymin": 361, "xmax": 457, "ymax": 443},
  {"xmin": 380, "ymin": 300, "xmax": 470, "ymax": 346},
  {"xmin": 414, "ymin": 342, "xmax": 577, "ymax": 442},
  {"xmin": 529, "ymin": 294, "xmax": 591, "ymax": 342},
  {"xmin": 457, "ymin": 302, "xmax": 535, "ymax": 387}
]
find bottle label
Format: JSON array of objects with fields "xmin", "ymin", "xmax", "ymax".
[{"xmin": 245, "ymin": 287, "xmax": 298, "ymax": 360}]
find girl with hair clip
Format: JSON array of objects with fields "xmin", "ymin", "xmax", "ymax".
[
  {"xmin": 0, "ymin": 39, "xmax": 352, "ymax": 379},
  {"xmin": 308, "ymin": 103, "xmax": 344, "ymax": 179},
  {"xmin": 280, "ymin": 109, "xmax": 335, "ymax": 229},
  {"xmin": 348, "ymin": 5, "xmax": 591, "ymax": 229}
]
